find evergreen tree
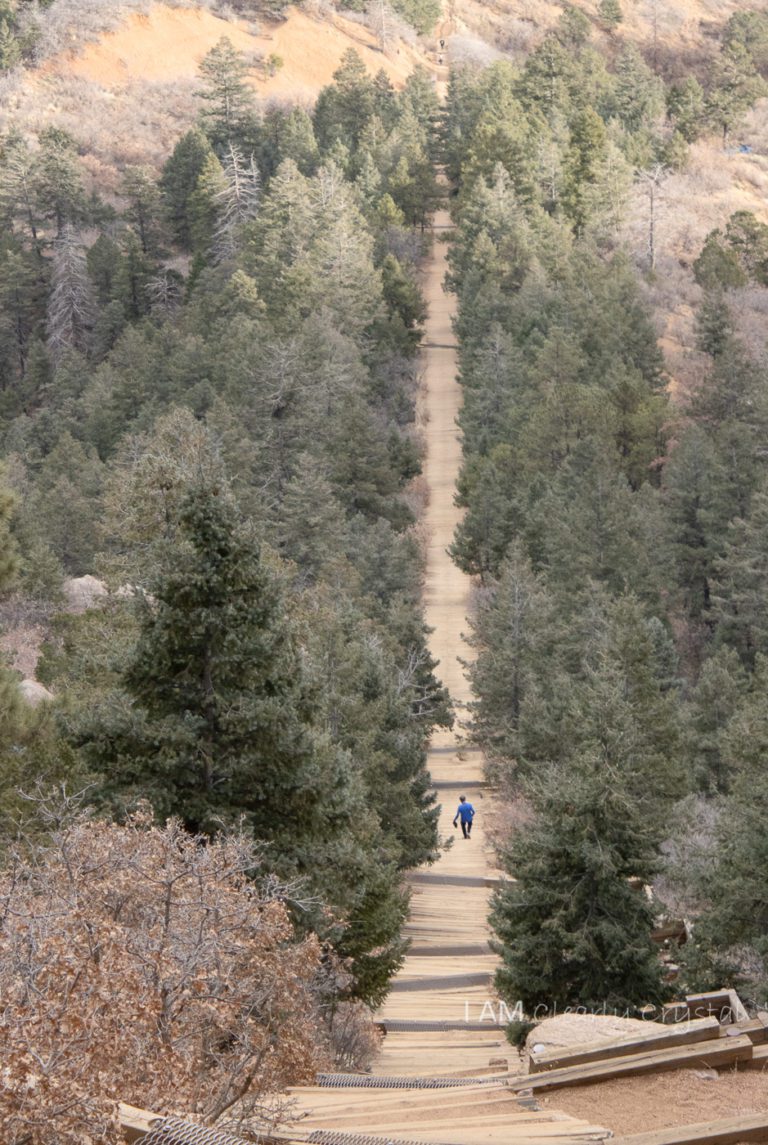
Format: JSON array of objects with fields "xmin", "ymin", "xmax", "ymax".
[
  {"xmin": 562, "ymin": 108, "xmax": 607, "ymax": 233},
  {"xmin": 693, "ymin": 229, "xmax": 747, "ymax": 290},
  {"xmin": 198, "ymin": 37, "xmax": 260, "ymax": 154},
  {"xmin": 706, "ymin": 42, "xmax": 766, "ymax": 146},
  {"xmin": 610, "ymin": 45, "xmax": 665, "ymax": 134},
  {"xmin": 695, "ymin": 290, "xmax": 733, "ymax": 358},
  {"xmin": 711, "ymin": 486, "xmax": 768, "ymax": 667},
  {"xmin": 78, "ymin": 482, "xmax": 346, "ymax": 839},
  {"xmin": 667, "ymin": 76, "xmax": 706, "ymax": 143},
  {"xmin": 597, "ymin": 0, "xmax": 622, "ymax": 31},
  {"xmin": 697, "ymin": 660, "xmax": 768, "ymax": 1000},
  {"xmin": 34, "ymin": 128, "xmax": 88, "ymax": 237},
  {"xmin": 160, "ymin": 128, "xmax": 216, "ymax": 249},
  {"xmin": 684, "ymin": 646, "xmax": 747, "ymax": 792},
  {"xmin": 121, "ymin": 165, "xmax": 165, "ymax": 257},
  {"xmin": 467, "ymin": 544, "xmax": 555, "ymax": 772},
  {"xmin": 313, "ymin": 50, "xmax": 377, "ymax": 153},
  {"xmin": 491, "ymin": 757, "xmax": 668, "ymax": 1014}
]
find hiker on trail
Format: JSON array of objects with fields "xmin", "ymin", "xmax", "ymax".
[{"xmin": 453, "ymin": 795, "xmax": 475, "ymax": 839}]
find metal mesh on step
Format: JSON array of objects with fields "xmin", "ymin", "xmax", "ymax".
[
  {"xmin": 308, "ymin": 1134, "xmax": 441, "ymax": 1145},
  {"xmin": 314, "ymin": 1075, "xmax": 502, "ymax": 1089},
  {"xmin": 142, "ymin": 1117, "xmax": 260, "ymax": 1145}
]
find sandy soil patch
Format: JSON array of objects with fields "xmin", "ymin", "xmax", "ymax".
[{"xmin": 47, "ymin": 4, "xmax": 418, "ymax": 98}]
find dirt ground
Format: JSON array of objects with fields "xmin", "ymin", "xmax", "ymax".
[
  {"xmin": 543, "ymin": 1067, "xmax": 768, "ymax": 1136},
  {"xmin": 48, "ymin": 3, "xmax": 419, "ymax": 98}
]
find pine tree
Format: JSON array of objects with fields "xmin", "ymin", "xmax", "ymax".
[
  {"xmin": 34, "ymin": 128, "xmax": 88, "ymax": 238},
  {"xmin": 706, "ymin": 42, "xmax": 766, "ymax": 146},
  {"xmin": 667, "ymin": 76, "xmax": 706, "ymax": 143},
  {"xmin": 188, "ymin": 151, "xmax": 227, "ymax": 257},
  {"xmin": 491, "ymin": 757, "xmax": 668, "ymax": 1014},
  {"xmin": 562, "ymin": 108, "xmax": 607, "ymax": 233},
  {"xmin": 611, "ymin": 45, "xmax": 665, "ymax": 133},
  {"xmin": 697, "ymin": 661, "xmax": 768, "ymax": 999},
  {"xmin": 711, "ymin": 486, "xmax": 768, "ymax": 667},
  {"xmin": 198, "ymin": 37, "xmax": 260, "ymax": 154},
  {"xmin": 160, "ymin": 128, "xmax": 216, "ymax": 249},
  {"xmin": 597, "ymin": 0, "xmax": 622, "ymax": 30},
  {"xmin": 313, "ymin": 50, "xmax": 377, "ymax": 153},
  {"xmin": 121, "ymin": 165, "xmax": 165, "ymax": 256},
  {"xmin": 81, "ymin": 482, "xmax": 346, "ymax": 840},
  {"xmin": 467, "ymin": 543, "xmax": 555, "ymax": 771},
  {"xmin": 684, "ymin": 646, "xmax": 747, "ymax": 792},
  {"xmin": 695, "ymin": 291, "xmax": 733, "ymax": 358}
]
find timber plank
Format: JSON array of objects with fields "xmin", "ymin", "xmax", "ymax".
[
  {"xmin": 508, "ymin": 1035, "xmax": 754, "ymax": 1092},
  {"xmin": 743, "ymin": 1043, "xmax": 768, "ymax": 1069},
  {"xmin": 610, "ymin": 1111, "xmax": 768, "ymax": 1145},
  {"xmin": 529, "ymin": 1018, "xmax": 720, "ymax": 1072}
]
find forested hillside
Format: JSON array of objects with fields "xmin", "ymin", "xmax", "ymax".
[
  {"xmin": 0, "ymin": 34, "xmax": 448, "ymax": 1139},
  {"xmin": 440, "ymin": 7, "xmax": 768, "ymax": 1014},
  {"xmin": 5, "ymin": 0, "xmax": 768, "ymax": 1138}
]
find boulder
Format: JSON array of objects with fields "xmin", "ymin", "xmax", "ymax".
[
  {"xmin": 62, "ymin": 575, "xmax": 108, "ymax": 613},
  {"xmin": 525, "ymin": 1012, "xmax": 666, "ymax": 1056},
  {"xmin": 19, "ymin": 678, "xmax": 54, "ymax": 706}
]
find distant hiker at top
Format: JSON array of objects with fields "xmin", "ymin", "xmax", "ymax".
[{"xmin": 453, "ymin": 796, "xmax": 475, "ymax": 839}]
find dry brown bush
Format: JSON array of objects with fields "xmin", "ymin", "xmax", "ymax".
[
  {"xmin": 327, "ymin": 1000, "xmax": 382, "ymax": 1071},
  {"xmin": 0, "ymin": 73, "xmax": 199, "ymax": 179},
  {"xmin": 0, "ymin": 807, "xmax": 330, "ymax": 1144}
]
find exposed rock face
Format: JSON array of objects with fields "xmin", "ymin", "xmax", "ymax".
[
  {"xmin": 62, "ymin": 575, "xmax": 108, "ymax": 613},
  {"xmin": 526, "ymin": 1012, "xmax": 666, "ymax": 1055},
  {"xmin": 19, "ymin": 679, "xmax": 54, "ymax": 706}
]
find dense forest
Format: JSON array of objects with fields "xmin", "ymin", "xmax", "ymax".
[
  {"xmin": 0, "ymin": 36, "xmax": 447, "ymax": 1140},
  {"xmin": 3, "ymin": 0, "xmax": 768, "ymax": 1138},
  {"xmin": 441, "ymin": 8, "xmax": 768, "ymax": 1015}
]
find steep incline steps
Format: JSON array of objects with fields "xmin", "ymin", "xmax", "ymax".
[{"xmin": 279, "ymin": 199, "xmax": 612, "ymax": 1145}]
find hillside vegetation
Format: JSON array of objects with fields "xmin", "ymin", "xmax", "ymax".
[
  {"xmin": 437, "ymin": 5, "xmax": 768, "ymax": 1013},
  {"xmin": 0, "ymin": 37, "xmax": 446, "ymax": 1139},
  {"xmin": 3, "ymin": 0, "xmax": 768, "ymax": 1138}
]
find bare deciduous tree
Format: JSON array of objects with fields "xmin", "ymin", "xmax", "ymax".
[
  {"xmin": 45, "ymin": 224, "xmax": 96, "ymax": 362},
  {"xmin": 0, "ymin": 806, "xmax": 330, "ymax": 1144}
]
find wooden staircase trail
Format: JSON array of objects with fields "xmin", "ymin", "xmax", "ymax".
[{"xmin": 284, "ymin": 209, "xmax": 610, "ymax": 1145}]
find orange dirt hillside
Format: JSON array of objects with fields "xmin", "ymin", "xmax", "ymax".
[{"xmin": 47, "ymin": 3, "xmax": 420, "ymax": 98}]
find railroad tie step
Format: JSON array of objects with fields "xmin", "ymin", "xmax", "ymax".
[
  {"xmin": 389, "ymin": 972, "xmax": 492, "ymax": 992},
  {"xmin": 408, "ymin": 873, "xmax": 500, "ymax": 888},
  {"xmin": 407, "ymin": 943, "xmax": 492, "ymax": 956}
]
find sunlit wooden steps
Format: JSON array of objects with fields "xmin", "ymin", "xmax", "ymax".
[{"xmin": 285, "ymin": 1084, "xmax": 609, "ymax": 1145}]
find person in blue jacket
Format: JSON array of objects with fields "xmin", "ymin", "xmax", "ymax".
[{"xmin": 453, "ymin": 795, "xmax": 475, "ymax": 839}]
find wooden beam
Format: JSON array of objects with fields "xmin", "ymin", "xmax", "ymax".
[
  {"xmin": 742, "ymin": 1043, "xmax": 768, "ymax": 1069},
  {"xmin": 507, "ymin": 1034, "xmax": 754, "ymax": 1092},
  {"xmin": 609, "ymin": 1111, "xmax": 768, "ymax": 1145},
  {"xmin": 118, "ymin": 1104, "xmax": 164, "ymax": 1142},
  {"xmin": 685, "ymin": 990, "xmax": 739, "ymax": 1022},
  {"xmin": 725, "ymin": 988, "xmax": 749, "ymax": 1023},
  {"xmin": 529, "ymin": 1017, "xmax": 720, "ymax": 1073},
  {"xmin": 728, "ymin": 1015, "xmax": 768, "ymax": 1045}
]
